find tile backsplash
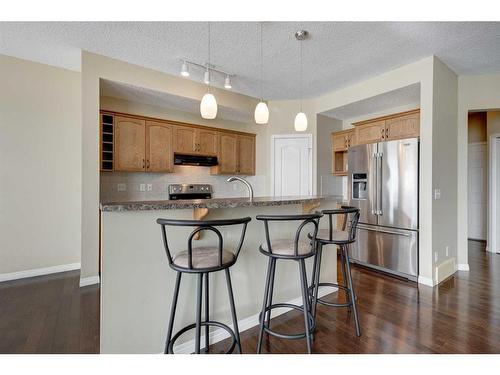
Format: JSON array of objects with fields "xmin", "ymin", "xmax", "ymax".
[{"xmin": 100, "ymin": 166, "xmax": 267, "ymax": 202}]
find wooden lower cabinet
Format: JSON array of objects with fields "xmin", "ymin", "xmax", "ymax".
[
  {"xmin": 146, "ymin": 121, "xmax": 173, "ymax": 172},
  {"xmin": 114, "ymin": 116, "xmax": 146, "ymax": 172}
]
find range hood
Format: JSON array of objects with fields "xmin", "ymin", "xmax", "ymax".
[{"xmin": 174, "ymin": 154, "xmax": 218, "ymax": 167}]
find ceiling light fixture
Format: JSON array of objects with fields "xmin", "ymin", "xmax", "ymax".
[
  {"xmin": 254, "ymin": 22, "xmax": 269, "ymax": 125},
  {"xmin": 224, "ymin": 75, "xmax": 232, "ymax": 89},
  {"xmin": 294, "ymin": 29, "xmax": 308, "ymax": 132},
  {"xmin": 200, "ymin": 22, "xmax": 217, "ymax": 119},
  {"xmin": 180, "ymin": 61, "xmax": 190, "ymax": 77}
]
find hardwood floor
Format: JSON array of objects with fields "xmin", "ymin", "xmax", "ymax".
[
  {"xmin": 0, "ymin": 241, "xmax": 498, "ymax": 353},
  {"xmin": 0, "ymin": 270, "xmax": 99, "ymax": 353}
]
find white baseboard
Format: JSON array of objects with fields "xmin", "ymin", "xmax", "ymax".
[
  {"xmin": 418, "ymin": 275, "xmax": 435, "ymax": 287},
  {"xmin": 457, "ymin": 263, "xmax": 470, "ymax": 271},
  {"xmin": 173, "ymin": 286, "xmax": 334, "ymax": 354},
  {"xmin": 0, "ymin": 262, "xmax": 81, "ymax": 283},
  {"xmin": 80, "ymin": 275, "xmax": 100, "ymax": 287}
]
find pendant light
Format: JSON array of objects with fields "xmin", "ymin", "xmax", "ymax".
[
  {"xmin": 254, "ymin": 22, "xmax": 269, "ymax": 125},
  {"xmin": 294, "ymin": 29, "xmax": 308, "ymax": 131},
  {"xmin": 200, "ymin": 22, "xmax": 217, "ymax": 119}
]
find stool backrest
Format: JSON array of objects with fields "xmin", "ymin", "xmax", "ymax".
[
  {"xmin": 321, "ymin": 206, "xmax": 360, "ymax": 242},
  {"xmin": 256, "ymin": 213, "xmax": 322, "ymax": 256},
  {"xmin": 157, "ymin": 217, "xmax": 251, "ymax": 270}
]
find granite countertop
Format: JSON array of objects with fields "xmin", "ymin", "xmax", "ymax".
[{"xmin": 100, "ymin": 195, "xmax": 343, "ymax": 212}]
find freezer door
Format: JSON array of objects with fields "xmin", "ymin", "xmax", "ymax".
[
  {"xmin": 348, "ymin": 143, "xmax": 378, "ymax": 225},
  {"xmin": 353, "ymin": 224, "xmax": 418, "ymax": 278},
  {"xmin": 378, "ymin": 138, "xmax": 419, "ymax": 230}
]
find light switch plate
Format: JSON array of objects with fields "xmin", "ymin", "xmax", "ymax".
[
  {"xmin": 147, "ymin": 184, "xmax": 153, "ymax": 191},
  {"xmin": 434, "ymin": 188, "xmax": 441, "ymax": 200},
  {"xmin": 117, "ymin": 183, "xmax": 126, "ymax": 192}
]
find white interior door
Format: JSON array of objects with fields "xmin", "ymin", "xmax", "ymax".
[
  {"xmin": 468, "ymin": 142, "xmax": 487, "ymax": 240},
  {"xmin": 272, "ymin": 135, "xmax": 312, "ymax": 196}
]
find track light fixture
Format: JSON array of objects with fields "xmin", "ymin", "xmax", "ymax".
[
  {"xmin": 224, "ymin": 75, "xmax": 232, "ymax": 89},
  {"xmin": 180, "ymin": 61, "xmax": 190, "ymax": 77},
  {"xmin": 179, "ymin": 60, "xmax": 235, "ymax": 90}
]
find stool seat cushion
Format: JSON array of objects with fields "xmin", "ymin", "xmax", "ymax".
[
  {"xmin": 261, "ymin": 239, "xmax": 313, "ymax": 256},
  {"xmin": 316, "ymin": 229, "xmax": 350, "ymax": 242},
  {"xmin": 173, "ymin": 247, "xmax": 235, "ymax": 269}
]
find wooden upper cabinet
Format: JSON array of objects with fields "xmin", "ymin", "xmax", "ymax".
[
  {"xmin": 197, "ymin": 129, "xmax": 218, "ymax": 156},
  {"xmin": 385, "ymin": 112, "xmax": 420, "ymax": 140},
  {"xmin": 114, "ymin": 116, "xmax": 146, "ymax": 172},
  {"xmin": 146, "ymin": 121, "xmax": 173, "ymax": 173},
  {"xmin": 237, "ymin": 135, "xmax": 256, "ymax": 175},
  {"xmin": 213, "ymin": 132, "xmax": 238, "ymax": 174},
  {"xmin": 355, "ymin": 120, "xmax": 386, "ymax": 145},
  {"xmin": 332, "ymin": 132, "xmax": 347, "ymax": 151},
  {"xmin": 174, "ymin": 126, "xmax": 197, "ymax": 154}
]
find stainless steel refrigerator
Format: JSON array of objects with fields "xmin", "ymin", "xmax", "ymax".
[{"xmin": 348, "ymin": 138, "xmax": 419, "ymax": 281}]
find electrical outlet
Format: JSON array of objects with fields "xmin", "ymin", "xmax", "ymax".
[
  {"xmin": 434, "ymin": 188, "xmax": 441, "ymax": 200},
  {"xmin": 117, "ymin": 183, "xmax": 126, "ymax": 192},
  {"xmin": 147, "ymin": 184, "xmax": 153, "ymax": 191},
  {"xmin": 445, "ymin": 246, "xmax": 449, "ymax": 257},
  {"xmin": 434, "ymin": 252, "xmax": 438, "ymax": 262},
  {"xmin": 139, "ymin": 183, "xmax": 146, "ymax": 192}
]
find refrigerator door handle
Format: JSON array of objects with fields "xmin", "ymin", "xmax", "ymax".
[
  {"xmin": 371, "ymin": 153, "xmax": 377, "ymax": 215},
  {"xmin": 358, "ymin": 224, "xmax": 412, "ymax": 237},
  {"xmin": 377, "ymin": 152, "xmax": 383, "ymax": 215}
]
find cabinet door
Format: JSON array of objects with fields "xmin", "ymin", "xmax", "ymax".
[
  {"xmin": 385, "ymin": 113, "xmax": 420, "ymax": 140},
  {"xmin": 174, "ymin": 126, "xmax": 196, "ymax": 154},
  {"xmin": 197, "ymin": 129, "xmax": 218, "ymax": 156},
  {"xmin": 216, "ymin": 132, "xmax": 238, "ymax": 174},
  {"xmin": 332, "ymin": 132, "xmax": 347, "ymax": 151},
  {"xmin": 237, "ymin": 135, "xmax": 256, "ymax": 175},
  {"xmin": 114, "ymin": 116, "xmax": 146, "ymax": 171},
  {"xmin": 347, "ymin": 130, "xmax": 357, "ymax": 148},
  {"xmin": 146, "ymin": 121, "xmax": 173, "ymax": 173},
  {"xmin": 355, "ymin": 120, "xmax": 386, "ymax": 145}
]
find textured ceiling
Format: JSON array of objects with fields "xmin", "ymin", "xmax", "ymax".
[
  {"xmin": 1, "ymin": 22, "xmax": 500, "ymax": 100},
  {"xmin": 100, "ymin": 79, "xmax": 252, "ymax": 123},
  {"xmin": 322, "ymin": 83, "xmax": 420, "ymax": 120}
]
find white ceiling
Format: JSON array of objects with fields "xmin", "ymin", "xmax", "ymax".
[
  {"xmin": 1, "ymin": 22, "xmax": 500, "ymax": 100},
  {"xmin": 322, "ymin": 83, "xmax": 420, "ymax": 120},
  {"xmin": 100, "ymin": 79, "xmax": 252, "ymax": 123}
]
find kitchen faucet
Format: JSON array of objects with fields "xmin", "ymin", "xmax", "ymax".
[{"xmin": 226, "ymin": 176, "xmax": 254, "ymax": 200}]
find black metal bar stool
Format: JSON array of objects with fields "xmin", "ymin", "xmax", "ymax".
[
  {"xmin": 309, "ymin": 206, "xmax": 361, "ymax": 337},
  {"xmin": 255, "ymin": 213, "xmax": 322, "ymax": 354},
  {"xmin": 157, "ymin": 216, "xmax": 251, "ymax": 354}
]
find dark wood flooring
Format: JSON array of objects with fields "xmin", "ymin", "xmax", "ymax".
[{"xmin": 0, "ymin": 241, "xmax": 499, "ymax": 353}]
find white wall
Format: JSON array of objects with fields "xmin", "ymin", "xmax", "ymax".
[
  {"xmin": 457, "ymin": 73, "xmax": 500, "ymax": 266},
  {"xmin": 0, "ymin": 55, "xmax": 81, "ymax": 279}
]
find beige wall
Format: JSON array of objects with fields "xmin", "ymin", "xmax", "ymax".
[
  {"xmin": 316, "ymin": 114, "xmax": 343, "ymax": 196},
  {"xmin": 0, "ymin": 55, "xmax": 81, "ymax": 278},
  {"xmin": 468, "ymin": 112, "xmax": 487, "ymax": 143},
  {"xmin": 487, "ymin": 111, "xmax": 500, "ymax": 138},
  {"xmin": 457, "ymin": 73, "xmax": 500, "ymax": 264}
]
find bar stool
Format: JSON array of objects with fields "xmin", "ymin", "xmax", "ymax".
[
  {"xmin": 255, "ymin": 213, "xmax": 322, "ymax": 354},
  {"xmin": 157, "ymin": 216, "xmax": 251, "ymax": 354},
  {"xmin": 309, "ymin": 206, "xmax": 361, "ymax": 337}
]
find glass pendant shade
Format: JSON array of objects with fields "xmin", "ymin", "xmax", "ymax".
[
  {"xmin": 294, "ymin": 112, "xmax": 308, "ymax": 131},
  {"xmin": 200, "ymin": 93, "xmax": 217, "ymax": 119},
  {"xmin": 254, "ymin": 101, "xmax": 269, "ymax": 124}
]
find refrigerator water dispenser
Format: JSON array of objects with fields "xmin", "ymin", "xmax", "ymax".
[{"xmin": 352, "ymin": 173, "xmax": 368, "ymax": 200}]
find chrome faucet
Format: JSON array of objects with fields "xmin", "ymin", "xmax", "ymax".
[{"xmin": 226, "ymin": 176, "xmax": 254, "ymax": 200}]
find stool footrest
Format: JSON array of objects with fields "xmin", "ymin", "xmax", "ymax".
[
  {"xmin": 258, "ymin": 303, "xmax": 315, "ymax": 340},
  {"xmin": 308, "ymin": 282, "xmax": 356, "ymax": 308},
  {"xmin": 167, "ymin": 320, "xmax": 237, "ymax": 354}
]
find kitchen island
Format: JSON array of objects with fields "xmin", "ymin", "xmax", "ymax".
[{"xmin": 100, "ymin": 195, "xmax": 343, "ymax": 353}]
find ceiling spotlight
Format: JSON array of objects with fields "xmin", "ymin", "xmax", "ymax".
[
  {"xmin": 180, "ymin": 61, "xmax": 190, "ymax": 77},
  {"xmin": 203, "ymin": 69, "xmax": 210, "ymax": 85},
  {"xmin": 224, "ymin": 75, "xmax": 232, "ymax": 89}
]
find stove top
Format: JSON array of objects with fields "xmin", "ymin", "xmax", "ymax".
[{"xmin": 168, "ymin": 184, "xmax": 213, "ymax": 200}]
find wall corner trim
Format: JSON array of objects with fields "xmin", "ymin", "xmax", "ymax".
[
  {"xmin": 417, "ymin": 275, "xmax": 435, "ymax": 287},
  {"xmin": 0, "ymin": 263, "xmax": 81, "ymax": 283},
  {"xmin": 457, "ymin": 263, "xmax": 470, "ymax": 271},
  {"xmin": 80, "ymin": 275, "xmax": 100, "ymax": 287}
]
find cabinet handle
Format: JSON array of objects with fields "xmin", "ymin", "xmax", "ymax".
[
  {"xmin": 385, "ymin": 128, "xmax": 389, "ymax": 138},
  {"xmin": 142, "ymin": 159, "xmax": 145, "ymax": 169},
  {"xmin": 147, "ymin": 160, "xmax": 150, "ymax": 169},
  {"xmin": 381, "ymin": 128, "xmax": 385, "ymax": 139}
]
